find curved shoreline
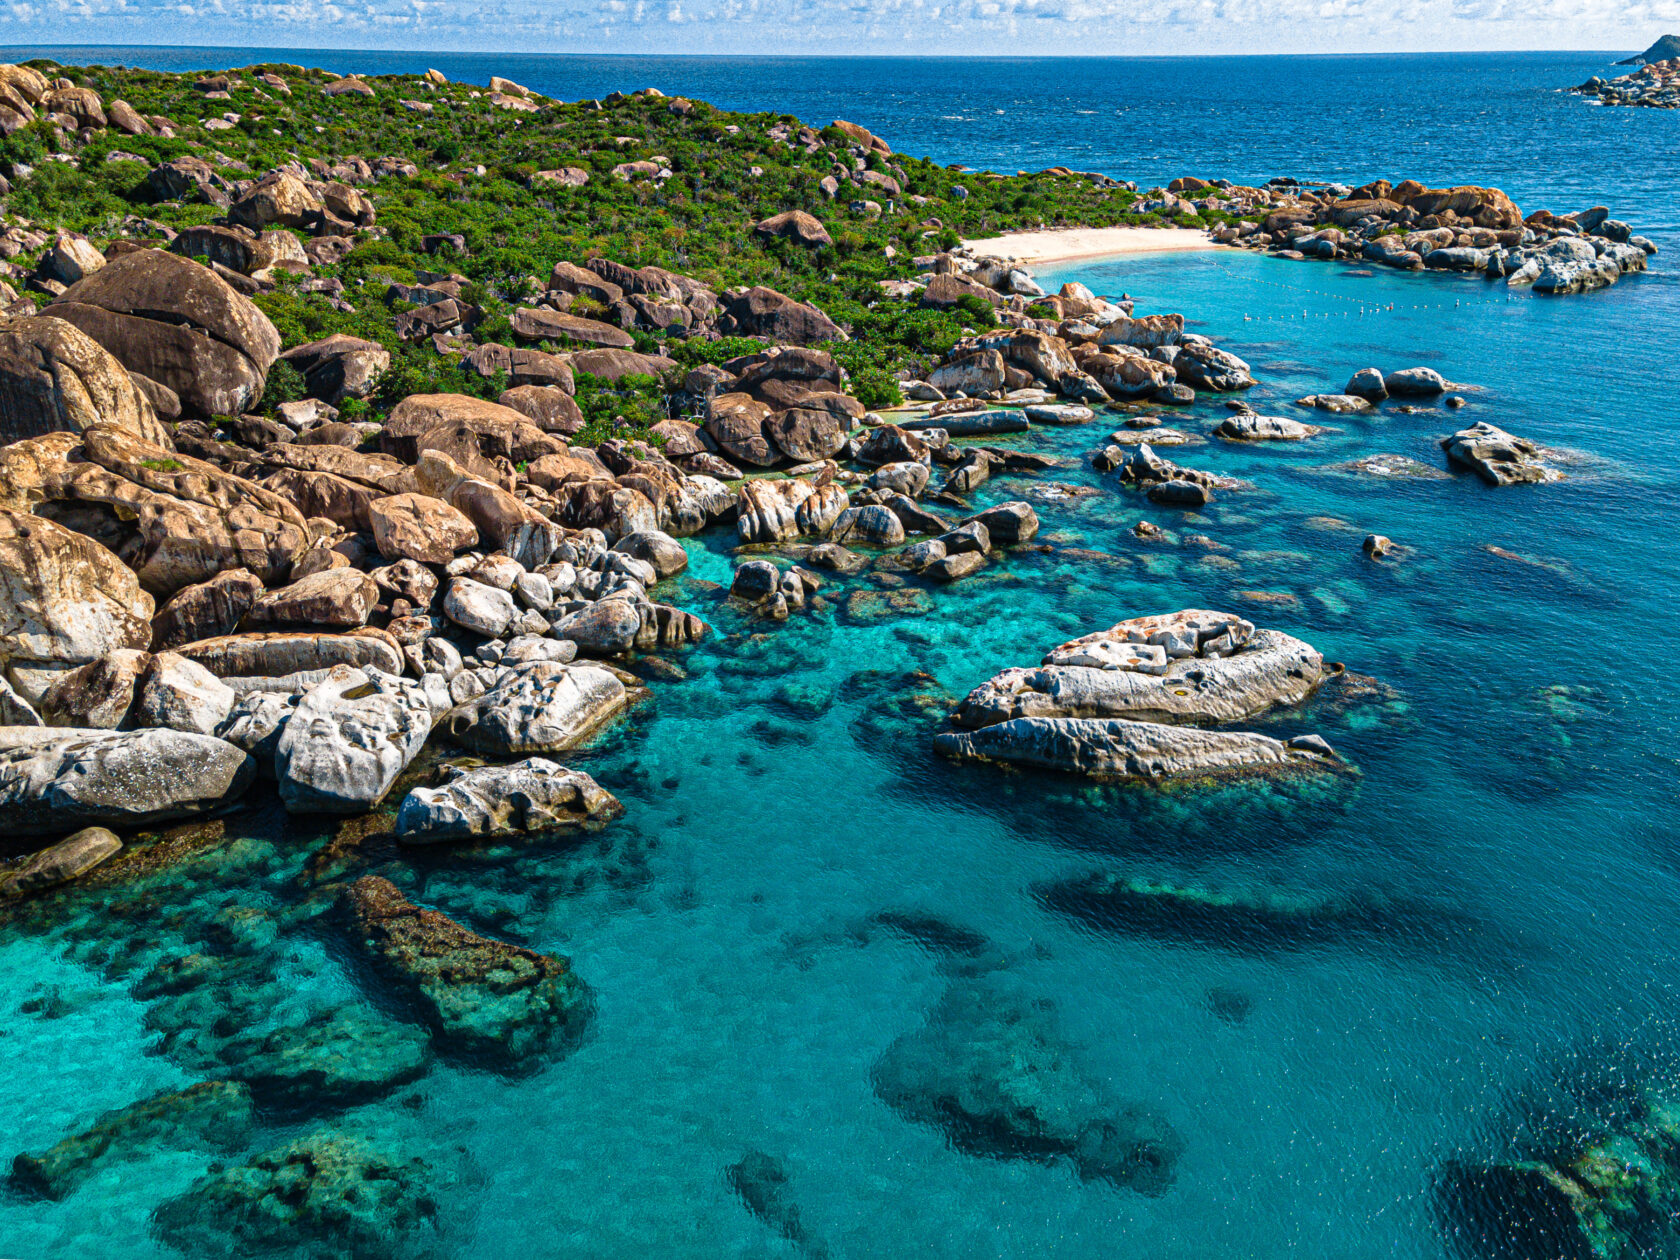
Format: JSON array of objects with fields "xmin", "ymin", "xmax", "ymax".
[{"xmin": 960, "ymin": 226, "xmax": 1216, "ymax": 264}]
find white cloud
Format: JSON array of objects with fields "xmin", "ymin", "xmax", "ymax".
[{"xmin": 0, "ymin": 0, "xmax": 1671, "ymax": 52}]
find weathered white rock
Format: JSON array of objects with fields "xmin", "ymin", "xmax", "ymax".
[
  {"xmin": 132, "ymin": 651, "xmax": 235, "ymax": 735},
  {"xmin": 1215, "ymin": 414, "xmax": 1319, "ymax": 441},
  {"xmin": 953, "ymin": 610, "xmax": 1324, "ymax": 728},
  {"xmin": 736, "ymin": 478, "xmax": 813, "ymax": 544},
  {"xmin": 550, "ymin": 598, "xmax": 642, "ymax": 655},
  {"xmin": 829, "ymin": 504, "xmax": 905, "ymax": 547},
  {"xmin": 0, "ymin": 726, "xmax": 254, "ymax": 835},
  {"xmin": 443, "ymin": 576, "xmax": 516, "ymax": 638},
  {"xmin": 273, "ymin": 666, "xmax": 433, "ymax": 814},
  {"xmin": 443, "ymin": 661, "xmax": 629, "ymax": 755},
  {"xmin": 394, "ymin": 758, "xmax": 621, "ymax": 843},
  {"xmin": 934, "ymin": 716, "xmax": 1331, "ymax": 781}
]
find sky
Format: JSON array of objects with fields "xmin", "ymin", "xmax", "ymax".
[{"xmin": 0, "ymin": 0, "xmax": 1677, "ymax": 56}]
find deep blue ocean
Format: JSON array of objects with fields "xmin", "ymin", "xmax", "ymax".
[{"xmin": 3, "ymin": 47, "xmax": 1679, "ymax": 1260}]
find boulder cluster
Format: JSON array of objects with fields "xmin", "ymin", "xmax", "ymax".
[
  {"xmin": 893, "ymin": 259, "xmax": 1256, "ymax": 411},
  {"xmin": 1572, "ymin": 57, "xmax": 1680, "ymax": 109},
  {"xmin": 1171, "ymin": 175, "xmax": 1657, "ymax": 295},
  {"xmin": 937, "ymin": 609, "xmax": 1340, "ymax": 781}
]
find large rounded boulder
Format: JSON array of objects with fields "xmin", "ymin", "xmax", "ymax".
[
  {"xmin": 49, "ymin": 249, "xmax": 282, "ymax": 417},
  {"xmin": 0, "ymin": 508, "xmax": 154, "ymax": 702},
  {"xmin": 0, "ymin": 315, "xmax": 171, "ymax": 448}
]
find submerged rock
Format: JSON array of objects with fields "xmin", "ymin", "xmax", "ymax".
[
  {"xmin": 728, "ymin": 1151, "xmax": 830, "ymax": 1258},
  {"xmin": 0, "ymin": 727, "xmax": 253, "ymax": 835},
  {"xmin": 874, "ymin": 978, "xmax": 1183, "ymax": 1193},
  {"xmin": 342, "ymin": 875, "xmax": 591, "ymax": 1064},
  {"xmin": 218, "ymin": 1003, "xmax": 432, "ymax": 1109},
  {"xmin": 395, "ymin": 758, "xmax": 621, "ymax": 843},
  {"xmin": 155, "ymin": 1125, "xmax": 442, "ymax": 1260},
  {"xmin": 1440, "ymin": 1086, "xmax": 1680, "ymax": 1260},
  {"xmin": 0, "ymin": 825, "xmax": 120, "ymax": 897},
  {"xmin": 12, "ymin": 1080, "xmax": 253, "ymax": 1200}
]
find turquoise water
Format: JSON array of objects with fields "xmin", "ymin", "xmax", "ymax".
[
  {"xmin": 5, "ymin": 46, "xmax": 1680, "ymax": 1260},
  {"xmin": 5, "ymin": 246, "xmax": 1679, "ymax": 1256}
]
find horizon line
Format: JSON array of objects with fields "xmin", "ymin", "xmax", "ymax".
[{"xmin": 0, "ymin": 43, "xmax": 1643, "ymax": 59}]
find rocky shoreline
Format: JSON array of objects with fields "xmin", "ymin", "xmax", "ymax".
[
  {"xmin": 0, "ymin": 55, "xmax": 1656, "ymax": 1257},
  {"xmin": 1573, "ymin": 55, "xmax": 1680, "ymax": 108}
]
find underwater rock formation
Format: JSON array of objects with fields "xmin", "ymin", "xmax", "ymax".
[
  {"xmin": 342, "ymin": 875, "xmax": 591, "ymax": 1065},
  {"xmin": 728, "ymin": 1150, "xmax": 830, "ymax": 1258},
  {"xmin": 1440, "ymin": 1085, "xmax": 1680, "ymax": 1260},
  {"xmin": 155, "ymin": 1125, "xmax": 443, "ymax": 1260},
  {"xmin": 874, "ymin": 978, "xmax": 1183, "ymax": 1194},
  {"xmin": 12, "ymin": 1079, "xmax": 253, "ymax": 1200}
]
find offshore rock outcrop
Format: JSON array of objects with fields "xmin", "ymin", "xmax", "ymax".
[
  {"xmin": 341, "ymin": 875, "xmax": 591, "ymax": 1065},
  {"xmin": 936, "ymin": 716, "xmax": 1335, "ymax": 782},
  {"xmin": 952, "ymin": 610, "xmax": 1326, "ymax": 728},
  {"xmin": 874, "ymin": 978, "xmax": 1183, "ymax": 1194},
  {"xmin": 940, "ymin": 611, "xmax": 1334, "ymax": 781}
]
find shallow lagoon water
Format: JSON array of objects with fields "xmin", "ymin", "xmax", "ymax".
[{"xmin": 3, "ymin": 50, "xmax": 1680, "ymax": 1260}]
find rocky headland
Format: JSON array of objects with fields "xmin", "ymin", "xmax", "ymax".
[
  {"xmin": 1573, "ymin": 55, "xmax": 1680, "ymax": 109},
  {"xmin": 0, "ymin": 54, "xmax": 1654, "ymax": 1257}
]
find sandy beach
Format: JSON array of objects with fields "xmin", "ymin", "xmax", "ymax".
[{"xmin": 961, "ymin": 226, "xmax": 1216, "ymax": 264}]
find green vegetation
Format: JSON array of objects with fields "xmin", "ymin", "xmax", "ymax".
[{"xmin": 1, "ymin": 60, "xmax": 1205, "ymax": 433}]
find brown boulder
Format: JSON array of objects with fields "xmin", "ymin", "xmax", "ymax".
[
  {"xmin": 720, "ymin": 287, "xmax": 846, "ymax": 345},
  {"xmin": 0, "ymin": 509, "xmax": 153, "ymax": 695},
  {"xmin": 39, "ymin": 426, "xmax": 309, "ymax": 596},
  {"xmin": 413, "ymin": 451, "xmax": 562, "ymax": 568},
  {"xmin": 1398, "ymin": 184, "xmax": 1522, "ymax": 230},
  {"xmin": 510, "ymin": 308, "xmax": 634, "ymax": 348},
  {"xmin": 566, "ymin": 347, "xmax": 677, "ymax": 382},
  {"xmin": 705, "ymin": 394, "xmax": 778, "ymax": 467},
  {"xmin": 464, "ymin": 343, "xmax": 575, "ymax": 391},
  {"xmin": 367, "ymin": 492, "xmax": 478, "ymax": 565},
  {"xmin": 50, "ymin": 250, "xmax": 281, "ymax": 417},
  {"xmin": 44, "ymin": 86, "xmax": 104, "ymax": 128},
  {"xmin": 0, "ymin": 315, "xmax": 172, "ymax": 448},
  {"xmin": 381, "ymin": 393, "xmax": 557, "ymax": 464},
  {"xmin": 244, "ymin": 568, "xmax": 378, "ymax": 628},
  {"xmin": 277, "ymin": 334, "xmax": 391, "ymax": 403},
  {"xmin": 497, "ymin": 385, "xmax": 585, "ymax": 434},
  {"xmin": 259, "ymin": 467, "xmax": 382, "ymax": 531},
  {"xmin": 769, "ymin": 407, "xmax": 850, "ymax": 463},
  {"xmin": 174, "ymin": 629, "xmax": 403, "ymax": 678},
  {"xmin": 150, "ymin": 569, "xmax": 266, "ymax": 650},
  {"xmin": 754, "ymin": 211, "xmax": 833, "ymax": 248},
  {"xmin": 831, "ymin": 119, "xmax": 891, "ymax": 154},
  {"xmin": 228, "ymin": 171, "xmax": 323, "ymax": 230}
]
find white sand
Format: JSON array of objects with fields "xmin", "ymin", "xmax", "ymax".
[{"xmin": 961, "ymin": 226, "xmax": 1215, "ymax": 265}]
